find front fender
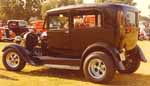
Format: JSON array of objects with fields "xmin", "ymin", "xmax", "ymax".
[{"xmin": 2, "ymin": 44, "xmax": 36, "ymax": 65}]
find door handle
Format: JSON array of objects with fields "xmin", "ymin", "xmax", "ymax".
[{"xmin": 64, "ymin": 30, "xmax": 69, "ymax": 34}]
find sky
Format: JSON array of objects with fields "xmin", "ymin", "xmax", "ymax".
[
  {"xmin": 83, "ymin": 0, "xmax": 95, "ymax": 3},
  {"xmin": 83, "ymin": 0, "xmax": 150, "ymax": 17},
  {"xmin": 133, "ymin": 0, "xmax": 150, "ymax": 17}
]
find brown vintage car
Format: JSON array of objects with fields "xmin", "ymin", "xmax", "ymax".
[{"xmin": 2, "ymin": 3, "xmax": 147, "ymax": 83}]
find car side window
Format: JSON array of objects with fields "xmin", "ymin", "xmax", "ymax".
[
  {"xmin": 126, "ymin": 11, "xmax": 136, "ymax": 26},
  {"xmin": 73, "ymin": 13, "xmax": 101, "ymax": 29},
  {"xmin": 73, "ymin": 14, "xmax": 95, "ymax": 29},
  {"xmin": 48, "ymin": 14, "xmax": 69, "ymax": 30}
]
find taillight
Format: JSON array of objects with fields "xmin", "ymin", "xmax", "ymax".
[
  {"xmin": 125, "ymin": 24, "xmax": 131, "ymax": 33},
  {"xmin": 140, "ymin": 32, "xmax": 144, "ymax": 35},
  {"xmin": 1, "ymin": 30, "xmax": 3, "ymax": 33}
]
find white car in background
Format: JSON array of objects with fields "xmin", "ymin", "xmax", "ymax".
[{"xmin": 138, "ymin": 22, "xmax": 150, "ymax": 40}]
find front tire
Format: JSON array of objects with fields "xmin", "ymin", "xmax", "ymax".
[
  {"xmin": 3, "ymin": 48, "xmax": 26, "ymax": 71},
  {"xmin": 83, "ymin": 52, "xmax": 115, "ymax": 83}
]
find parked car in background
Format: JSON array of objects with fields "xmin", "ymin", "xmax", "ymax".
[
  {"xmin": 30, "ymin": 20, "xmax": 47, "ymax": 34},
  {"xmin": 31, "ymin": 20, "xmax": 43, "ymax": 32},
  {"xmin": 7, "ymin": 20, "xmax": 29, "ymax": 36},
  {"xmin": 139, "ymin": 22, "xmax": 150, "ymax": 40},
  {"xmin": 0, "ymin": 20, "xmax": 3, "ymax": 27},
  {"xmin": 0, "ymin": 26, "xmax": 16, "ymax": 41},
  {"xmin": 2, "ymin": 3, "xmax": 147, "ymax": 83}
]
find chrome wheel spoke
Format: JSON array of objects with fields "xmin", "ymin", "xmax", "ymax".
[
  {"xmin": 88, "ymin": 58, "xmax": 106, "ymax": 79},
  {"xmin": 100, "ymin": 62, "xmax": 106, "ymax": 71},
  {"xmin": 6, "ymin": 52, "xmax": 20, "ymax": 68}
]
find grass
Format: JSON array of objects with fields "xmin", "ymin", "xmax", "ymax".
[{"xmin": 0, "ymin": 41, "xmax": 150, "ymax": 86}]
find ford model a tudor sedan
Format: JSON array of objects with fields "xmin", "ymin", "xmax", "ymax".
[{"xmin": 2, "ymin": 3, "xmax": 147, "ymax": 83}]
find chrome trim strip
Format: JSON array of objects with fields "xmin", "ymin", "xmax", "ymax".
[{"xmin": 44, "ymin": 64, "xmax": 80, "ymax": 70}]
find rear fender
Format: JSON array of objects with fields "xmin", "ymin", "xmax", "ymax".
[
  {"xmin": 2, "ymin": 44, "xmax": 36, "ymax": 65},
  {"xmin": 81, "ymin": 42, "xmax": 125, "ymax": 70},
  {"xmin": 136, "ymin": 45, "xmax": 147, "ymax": 62}
]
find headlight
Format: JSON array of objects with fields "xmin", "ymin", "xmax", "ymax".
[
  {"xmin": 15, "ymin": 36, "xmax": 22, "ymax": 41},
  {"xmin": 41, "ymin": 32, "xmax": 47, "ymax": 37}
]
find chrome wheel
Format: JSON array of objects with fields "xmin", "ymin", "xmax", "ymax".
[
  {"xmin": 6, "ymin": 52, "xmax": 20, "ymax": 68},
  {"xmin": 88, "ymin": 58, "xmax": 106, "ymax": 79}
]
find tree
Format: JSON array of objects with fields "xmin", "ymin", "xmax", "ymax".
[
  {"xmin": 95, "ymin": 0, "xmax": 136, "ymax": 5},
  {"xmin": 0, "ymin": 0, "xmax": 24, "ymax": 21},
  {"xmin": 139, "ymin": 15, "xmax": 150, "ymax": 22},
  {"xmin": 58, "ymin": 0, "xmax": 82, "ymax": 6},
  {"xmin": 148, "ymin": 4, "xmax": 150, "ymax": 18},
  {"xmin": 41, "ymin": 0, "xmax": 59, "ymax": 18},
  {"xmin": 24, "ymin": 0, "xmax": 42, "ymax": 20},
  {"xmin": 0, "ymin": 0, "xmax": 41, "ymax": 21},
  {"xmin": 95, "ymin": 0, "xmax": 106, "ymax": 3},
  {"xmin": 117, "ymin": 0, "xmax": 136, "ymax": 5},
  {"xmin": 41, "ymin": 0, "xmax": 82, "ymax": 18}
]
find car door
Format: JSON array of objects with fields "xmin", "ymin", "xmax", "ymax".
[
  {"xmin": 70, "ymin": 9, "xmax": 116, "ymax": 56},
  {"xmin": 47, "ymin": 13, "xmax": 71, "ymax": 55}
]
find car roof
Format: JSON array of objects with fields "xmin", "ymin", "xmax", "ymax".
[
  {"xmin": 7, "ymin": 20, "xmax": 27, "ymax": 24},
  {"xmin": 7, "ymin": 20, "xmax": 26, "ymax": 22},
  {"xmin": 46, "ymin": 3, "xmax": 138, "ymax": 14}
]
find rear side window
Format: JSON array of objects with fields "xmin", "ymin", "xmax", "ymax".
[
  {"xmin": 73, "ymin": 14, "xmax": 101, "ymax": 29},
  {"xmin": 126, "ymin": 11, "xmax": 137, "ymax": 26}
]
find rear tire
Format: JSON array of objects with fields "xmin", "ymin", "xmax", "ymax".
[
  {"xmin": 3, "ymin": 48, "xmax": 26, "ymax": 71},
  {"xmin": 83, "ymin": 51, "xmax": 115, "ymax": 83},
  {"xmin": 118, "ymin": 55, "xmax": 140, "ymax": 74}
]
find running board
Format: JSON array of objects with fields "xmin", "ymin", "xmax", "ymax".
[
  {"xmin": 33, "ymin": 56, "xmax": 81, "ymax": 66},
  {"xmin": 44, "ymin": 64, "xmax": 80, "ymax": 70}
]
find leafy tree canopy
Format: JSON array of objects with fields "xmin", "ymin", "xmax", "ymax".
[
  {"xmin": 0, "ymin": 0, "xmax": 136, "ymax": 22},
  {"xmin": 0, "ymin": 0, "xmax": 41, "ymax": 21}
]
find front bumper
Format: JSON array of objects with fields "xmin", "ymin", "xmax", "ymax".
[{"xmin": 1, "ymin": 37, "xmax": 14, "ymax": 41}]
